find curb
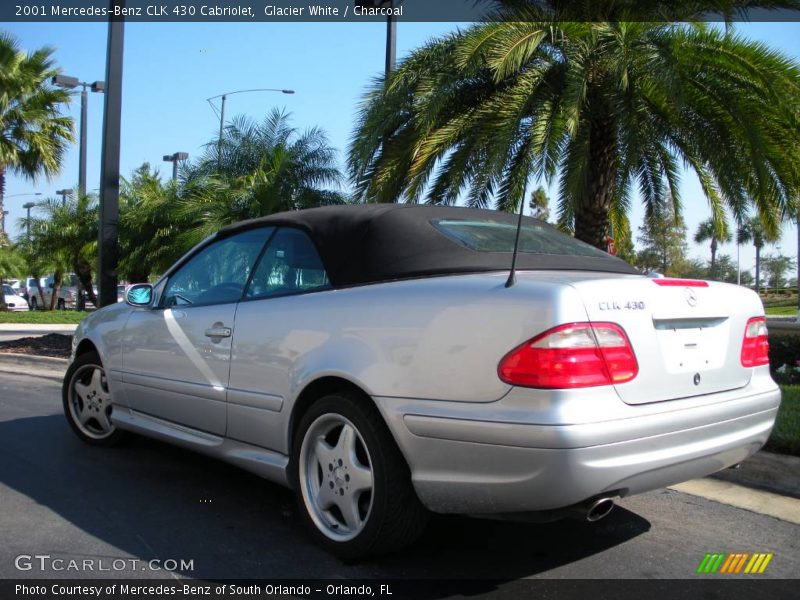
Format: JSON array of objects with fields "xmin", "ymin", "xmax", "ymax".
[
  {"xmin": 710, "ymin": 450, "xmax": 800, "ymax": 499},
  {"xmin": 0, "ymin": 352, "xmax": 797, "ymax": 502},
  {"xmin": 0, "ymin": 352, "xmax": 68, "ymax": 383},
  {"xmin": 0, "ymin": 323, "xmax": 78, "ymax": 332},
  {"xmin": 669, "ymin": 479, "xmax": 800, "ymax": 525}
]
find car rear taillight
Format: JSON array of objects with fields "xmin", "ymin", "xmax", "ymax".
[
  {"xmin": 740, "ymin": 317, "xmax": 770, "ymax": 367},
  {"xmin": 498, "ymin": 322, "xmax": 638, "ymax": 388}
]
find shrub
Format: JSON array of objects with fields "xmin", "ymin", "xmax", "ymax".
[{"xmin": 769, "ymin": 331, "xmax": 800, "ymax": 385}]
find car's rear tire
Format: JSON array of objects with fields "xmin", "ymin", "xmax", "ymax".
[
  {"xmin": 63, "ymin": 351, "xmax": 128, "ymax": 446},
  {"xmin": 292, "ymin": 392, "xmax": 428, "ymax": 560}
]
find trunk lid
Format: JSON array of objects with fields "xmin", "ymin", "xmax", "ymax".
[{"xmin": 520, "ymin": 272, "xmax": 765, "ymax": 404}]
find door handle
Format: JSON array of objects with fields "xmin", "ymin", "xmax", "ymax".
[{"xmin": 204, "ymin": 326, "xmax": 232, "ymax": 338}]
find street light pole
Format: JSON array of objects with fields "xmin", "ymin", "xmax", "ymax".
[
  {"xmin": 163, "ymin": 152, "xmax": 189, "ymax": 182},
  {"xmin": 385, "ymin": 0, "xmax": 397, "ymax": 75},
  {"xmin": 98, "ymin": 3, "xmax": 125, "ymax": 308},
  {"xmin": 79, "ymin": 85, "xmax": 87, "ymax": 195},
  {"xmin": 0, "ymin": 192, "xmax": 40, "ymax": 237},
  {"xmin": 207, "ymin": 88, "xmax": 294, "ymax": 169},
  {"xmin": 56, "ymin": 188, "xmax": 73, "ymax": 206},
  {"xmin": 218, "ymin": 94, "xmax": 226, "ymax": 168},
  {"xmin": 22, "ymin": 201, "xmax": 35, "ymax": 240},
  {"xmin": 52, "ymin": 76, "xmax": 105, "ymax": 197},
  {"xmin": 356, "ymin": 1, "xmax": 399, "ymax": 76}
]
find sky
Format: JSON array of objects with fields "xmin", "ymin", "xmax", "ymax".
[{"xmin": 2, "ymin": 19, "xmax": 799, "ymax": 279}]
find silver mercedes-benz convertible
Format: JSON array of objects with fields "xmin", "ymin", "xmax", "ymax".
[{"xmin": 64, "ymin": 204, "xmax": 780, "ymax": 558}]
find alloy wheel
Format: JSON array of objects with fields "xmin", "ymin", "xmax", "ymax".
[
  {"xmin": 299, "ymin": 413, "xmax": 374, "ymax": 542},
  {"xmin": 67, "ymin": 364, "xmax": 116, "ymax": 440}
]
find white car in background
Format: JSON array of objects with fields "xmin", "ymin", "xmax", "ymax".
[{"xmin": 3, "ymin": 284, "xmax": 30, "ymax": 311}]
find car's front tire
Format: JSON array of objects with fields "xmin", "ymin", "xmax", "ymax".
[
  {"xmin": 63, "ymin": 351, "xmax": 128, "ymax": 446},
  {"xmin": 292, "ymin": 392, "xmax": 428, "ymax": 560}
]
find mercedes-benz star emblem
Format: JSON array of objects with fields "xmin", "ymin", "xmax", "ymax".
[{"xmin": 684, "ymin": 287, "xmax": 698, "ymax": 307}]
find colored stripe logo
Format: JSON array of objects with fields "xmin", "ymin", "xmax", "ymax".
[{"xmin": 696, "ymin": 552, "xmax": 773, "ymax": 574}]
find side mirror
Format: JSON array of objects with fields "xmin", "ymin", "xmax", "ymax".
[{"xmin": 125, "ymin": 283, "xmax": 153, "ymax": 307}]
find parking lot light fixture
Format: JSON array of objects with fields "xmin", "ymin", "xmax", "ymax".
[
  {"xmin": 0, "ymin": 193, "xmax": 40, "ymax": 235},
  {"xmin": 207, "ymin": 88, "xmax": 295, "ymax": 168},
  {"xmin": 22, "ymin": 201, "xmax": 36, "ymax": 240},
  {"xmin": 56, "ymin": 189, "xmax": 74, "ymax": 205},
  {"xmin": 6, "ymin": 192, "xmax": 42, "ymax": 199},
  {"xmin": 163, "ymin": 152, "xmax": 190, "ymax": 182},
  {"xmin": 52, "ymin": 74, "xmax": 105, "ymax": 196}
]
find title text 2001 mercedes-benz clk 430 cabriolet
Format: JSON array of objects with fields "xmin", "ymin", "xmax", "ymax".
[{"xmin": 64, "ymin": 204, "xmax": 780, "ymax": 558}]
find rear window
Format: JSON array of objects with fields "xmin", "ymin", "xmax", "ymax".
[{"xmin": 432, "ymin": 218, "xmax": 609, "ymax": 258}]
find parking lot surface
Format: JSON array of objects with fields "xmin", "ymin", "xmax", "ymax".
[{"xmin": 0, "ymin": 372, "xmax": 797, "ymax": 591}]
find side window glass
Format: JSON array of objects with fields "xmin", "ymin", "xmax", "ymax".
[
  {"xmin": 162, "ymin": 228, "xmax": 273, "ymax": 308},
  {"xmin": 245, "ymin": 228, "xmax": 330, "ymax": 299}
]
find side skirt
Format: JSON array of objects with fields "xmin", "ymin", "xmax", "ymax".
[{"xmin": 111, "ymin": 407, "xmax": 290, "ymax": 487}]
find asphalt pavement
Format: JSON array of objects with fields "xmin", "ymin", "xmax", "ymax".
[{"xmin": 0, "ymin": 370, "xmax": 798, "ymax": 589}]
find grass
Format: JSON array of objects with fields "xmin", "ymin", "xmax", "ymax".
[
  {"xmin": 765, "ymin": 305, "xmax": 798, "ymax": 316},
  {"xmin": 0, "ymin": 311, "xmax": 88, "ymax": 324},
  {"xmin": 766, "ymin": 386, "xmax": 800, "ymax": 457}
]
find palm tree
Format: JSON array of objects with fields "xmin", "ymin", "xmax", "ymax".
[
  {"xmin": 737, "ymin": 216, "xmax": 780, "ymax": 294},
  {"xmin": 178, "ymin": 109, "xmax": 347, "ymax": 248},
  {"xmin": 119, "ymin": 163, "xmax": 183, "ymax": 282},
  {"xmin": 349, "ymin": 4, "xmax": 800, "ymax": 250},
  {"xmin": 28, "ymin": 194, "xmax": 99, "ymax": 306},
  {"xmin": 0, "ymin": 33, "xmax": 74, "ymax": 241},
  {"xmin": 694, "ymin": 218, "xmax": 732, "ymax": 278}
]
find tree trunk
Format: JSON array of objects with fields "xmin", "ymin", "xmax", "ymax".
[
  {"xmin": 0, "ymin": 276, "xmax": 7, "ymax": 312},
  {"xmin": 710, "ymin": 238, "xmax": 718, "ymax": 278},
  {"xmin": 49, "ymin": 270, "xmax": 62, "ymax": 311},
  {"xmin": 755, "ymin": 244, "xmax": 761, "ymax": 295},
  {"xmin": 34, "ymin": 280, "xmax": 46, "ymax": 310},
  {"xmin": 573, "ymin": 107, "xmax": 617, "ymax": 250},
  {"xmin": 74, "ymin": 258, "xmax": 97, "ymax": 306}
]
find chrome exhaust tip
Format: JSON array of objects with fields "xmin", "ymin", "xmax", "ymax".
[{"xmin": 586, "ymin": 497, "xmax": 615, "ymax": 522}]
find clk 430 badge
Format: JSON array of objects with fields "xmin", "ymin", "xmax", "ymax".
[{"xmin": 599, "ymin": 300, "xmax": 646, "ymax": 311}]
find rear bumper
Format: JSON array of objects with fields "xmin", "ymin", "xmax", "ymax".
[{"xmin": 374, "ymin": 378, "xmax": 781, "ymax": 514}]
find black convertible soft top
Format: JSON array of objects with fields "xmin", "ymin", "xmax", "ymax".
[{"xmin": 219, "ymin": 204, "xmax": 639, "ymax": 287}]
